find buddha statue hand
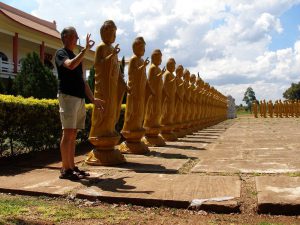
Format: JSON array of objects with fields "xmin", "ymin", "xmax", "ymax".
[
  {"xmin": 143, "ymin": 57, "xmax": 150, "ymax": 67},
  {"xmin": 113, "ymin": 44, "xmax": 120, "ymax": 55}
]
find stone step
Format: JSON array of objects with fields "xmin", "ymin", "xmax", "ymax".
[{"xmin": 256, "ymin": 176, "xmax": 300, "ymax": 215}]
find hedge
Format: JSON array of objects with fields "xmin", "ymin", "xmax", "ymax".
[{"xmin": 0, "ymin": 94, "xmax": 125, "ymax": 157}]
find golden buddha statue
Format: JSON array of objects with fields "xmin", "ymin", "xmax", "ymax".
[
  {"xmin": 180, "ymin": 69, "xmax": 191, "ymax": 136},
  {"xmin": 279, "ymin": 99, "xmax": 283, "ymax": 118},
  {"xmin": 120, "ymin": 37, "xmax": 151, "ymax": 154},
  {"xmin": 198, "ymin": 78, "xmax": 206, "ymax": 129},
  {"xmin": 195, "ymin": 74, "xmax": 204, "ymax": 128},
  {"xmin": 284, "ymin": 100, "xmax": 289, "ymax": 118},
  {"xmin": 189, "ymin": 74, "xmax": 197, "ymax": 131},
  {"xmin": 203, "ymin": 83, "xmax": 211, "ymax": 128},
  {"xmin": 289, "ymin": 100, "xmax": 294, "ymax": 117},
  {"xmin": 262, "ymin": 100, "xmax": 267, "ymax": 118},
  {"xmin": 142, "ymin": 49, "xmax": 166, "ymax": 146},
  {"xmin": 274, "ymin": 100, "xmax": 278, "ymax": 117},
  {"xmin": 86, "ymin": 20, "xmax": 126, "ymax": 165},
  {"xmin": 173, "ymin": 65, "xmax": 185, "ymax": 136},
  {"xmin": 252, "ymin": 100, "xmax": 258, "ymax": 118},
  {"xmin": 259, "ymin": 100, "xmax": 263, "ymax": 117},
  {"xmin": 296, "ymin": 100, "xmax": 300, "ymax": 118},
  {"xmin": 267, "ymin": 100, "xmax": 273, "ymax": 118},
  {"xmin": 293, "ymin": 100, "xmax": 297, "ymax": 117},
  {"xmin": 160, "ymin": 58, "xmax": 177, "ymax": 141}
]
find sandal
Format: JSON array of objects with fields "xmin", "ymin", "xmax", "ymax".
[
  {"xmin": 59, "ymin": 168, "xmax": 83, "ymax": 180},
  {"xmin": 73, "ymin": 166, "xmax": 90, "ymax": 177}
]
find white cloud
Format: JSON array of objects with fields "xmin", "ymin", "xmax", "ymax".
[
  {"xmin": 83, "ymin": 20, "xmax": 96, "ymax": 28},
  {"xmin": 255, "ymin": 13, "xmax": 283, "ymax": 33},
  {"xmin": 28, "ymin": 0, "xmax": 300, "ymax": 104}
]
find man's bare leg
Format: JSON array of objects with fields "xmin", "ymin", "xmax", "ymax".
[{"xmin": 60, "ymin": 129, "xmax": 77, "ymax": 170}]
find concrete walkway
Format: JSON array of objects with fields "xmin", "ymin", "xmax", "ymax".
[{"xmin": 0, "ymin": 116, "xmax": 300, "ymax": 214}]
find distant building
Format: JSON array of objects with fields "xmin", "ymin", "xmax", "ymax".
[{"xmin": 0, "ymin": 2, "xmax": 94, "ymax": 79}]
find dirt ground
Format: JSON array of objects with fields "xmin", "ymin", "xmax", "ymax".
[{"xmin": 1, "ymin": 192, "xmax": 299, "ymax": 225}]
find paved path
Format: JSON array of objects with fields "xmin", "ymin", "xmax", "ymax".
[{"xmin": 0, "ymin": 116, "xmax": 299, "ymax": 214}]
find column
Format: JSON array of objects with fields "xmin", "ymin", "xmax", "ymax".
[
  {"xmin": 40, "ymin": 41, "xmax": 45, "ymax": 64},
  {"xmin": 13, "ymin": 33, "xmax": 18, "ymax": 73}
]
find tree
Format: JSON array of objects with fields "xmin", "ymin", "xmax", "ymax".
[
  {"xmin": 120, "ymin": 56, "xmax": 127, "ymax": 104},
  {"xmin": 13, "ymin": 52, "xmax": 57, "ymax": 99},
  {"xmin": 85, "ymin": 66, "xmax": 95, "ymax": 103},
  {"xmin": 243, "ymin": 87, "xmax": 257, "ymax": 112},
  {"xmin": 5, "ymin": 76, "xmax": 14, "ymax": 95},
  {"xmin": 87, "ymin": 66, "xmax": 95, "ymax": 94},
  {"xmin": 0, "ymin": 79, "xmax": 4, "ymax": 94},
  {"xmin": 283, "ymin": 82, "xmax": 300, "ymax": 100}
]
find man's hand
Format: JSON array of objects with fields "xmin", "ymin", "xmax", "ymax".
[
  {"xmin": 85, "ymin": 33, "xmax": 95, "ymax": 50},
  {"xmin": 93, "ymin": 98, "xmax": 105, "ymax": 111}
]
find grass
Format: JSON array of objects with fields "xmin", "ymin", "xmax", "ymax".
[
  {"xmin": 287, "ymin": 172, "xmax": 300, "ymax": 177},
  {"xmin": 0, "ymin": 194, "xmax": 129, "ymax": 224},
  {"xmin": 249, "ymin": 190, "xmax": 258, "ymax": 196},
  {"xmin": 236, "ymin": 109, "xmax": 252, "ymax": 115},
  {"xmin": 252, "ymin": 172, "xmax": 263, "ymax": 176},
  {"xmin": 0, "ymin": 197, "xmax": 32, "ymax": 218},
  {"xmin": 259, "ymin": 222, "xmax": 285, "ymax": 225}
]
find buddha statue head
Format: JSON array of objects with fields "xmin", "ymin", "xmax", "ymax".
[
  {"xmin": 100, "ymin": 20, "xmax": 117, "ymax": 45},
  {"xmin": 151, "ymin": 49, "xmax": 162, "ymax": 66},
  {"xmin": 196, "ymin": 73, "xmax": 204, "ymax": 87},
  {"xmin": 183, "ymin": 69, "xmax": 190, "ymax": 82},
  {"xmin": 166, "ymin": 58, "xmax": 176, "ymax": 73},
  {"xmin": 175, "ymin": 65, "xmax": 184, "ymax": 78},
  {"xmin": 132, "ymin": 37, "xmax": 146, "ymax": 57},
  {"xmin": 190, "ymin": 74, "xmax": 196, "ymax": 85}
]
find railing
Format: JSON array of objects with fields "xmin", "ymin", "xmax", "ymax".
[
  {"xmin": 0, "ymin": 59, "xmax": 57, "ymax": 78},
  {"xmin": 0, "ymin": 60, "xmax": 19, "ymax": 78}
]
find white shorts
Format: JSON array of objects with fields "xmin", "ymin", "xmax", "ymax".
[{"xmin": 58, "ymin": 93, "xmax": 86, "ymax": 130}]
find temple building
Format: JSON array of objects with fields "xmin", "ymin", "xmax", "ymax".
[{"xmin": 0, "ymin": 1, "xmax": 94, "ymax": 79}]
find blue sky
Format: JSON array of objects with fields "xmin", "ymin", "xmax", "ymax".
[
  {"xmin": 1, "ymin": 0, "xmax": 300, "ymax": 104},
  {"xmin": 269, "ymin": 4, "xmax": 300, "ymax": 51},
  {"xmin": 2, "ymin": 0, "xmax": 37, "ymax": 13}
]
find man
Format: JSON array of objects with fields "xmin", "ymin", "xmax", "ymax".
[{"xmin": 55, "ymin": 27, "xmax": 104, "ymax": 180}]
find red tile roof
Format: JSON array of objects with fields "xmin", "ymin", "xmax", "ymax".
[{"xmin": 0, "ymin": 1, "xmax": 60, "ymax": 39}]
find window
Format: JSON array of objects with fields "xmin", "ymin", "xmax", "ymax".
[{"xmin": 0, "ymin": 52, "xmax": 9, "ymax": 72}]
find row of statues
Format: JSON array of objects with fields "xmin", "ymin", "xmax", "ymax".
[
  {"xmin": 86, "ymin": 20, "xmax": 228, "ymax": 166},
  {"xmin": 252, "ymin": 99, "xmax": 300, "ymax": 118}
]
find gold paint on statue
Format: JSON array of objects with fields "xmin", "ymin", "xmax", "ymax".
[
  {"xmin": 86, "ymin": 20, "xmax": 126, "ymax": 165},
  {"xmin": 252, "ymin": 100, "xmax": 258, "ymax": 118},
  {"xmin": 142, "ymin": 49, "xmax": 166, "ymax": 146},
  {"xmin": 267, "ymin": 100, "xmax": 273, "ymax": 118},
  {"xmin": 179, "ymin": 69, "xmax": 191, "ymax": 136},
  {"xmin": 160, "ymin": 58, "xmax": 178, "ymax": 141},
  {"xmin": 173, "ymin": 65, "xmax": 185, "ymax": 137},
  {"xmin": 119, "ymin": 37, "xmax": 151, "ymax": 154}
]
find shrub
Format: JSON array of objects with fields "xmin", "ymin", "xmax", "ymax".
[
  {"xmin": 12, "ymin": 52, "xmax": 57, "ymax": 99},
  {"xmin": 0, "ymin": 95, "xmax": 125, "ymax": 157},
  {"xmin": 0, "ymin": 79, "xmax": 4, "ymax": 94}
]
